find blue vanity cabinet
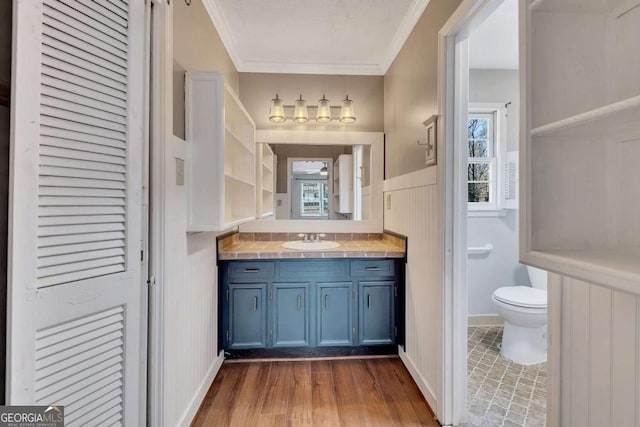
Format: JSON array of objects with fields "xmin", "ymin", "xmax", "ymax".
[
  {"xmin": 358, "ymin": 281, "xmax": 395, "ymax": 345},
  {"xmin": 317, "ymin": 282, "xmax": 354, "ymax": 346},
  {"xmin": 271, "ymin": 283, "xmax": 311, "ymax": 347},
  {"xmin": 219, "ymin": 258, "xmax": 405, "ymax": 354},
  {"xmin": 227, "ymin": 284, "xmax": 268, "ymax": 349}
]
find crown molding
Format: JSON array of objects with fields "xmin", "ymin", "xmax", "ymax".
[
  {"xmin": 201, "ymin": 0, "xmax": 243, "ymax": 70},
  {"xmin": 379, "ymin": 0, "xmax": 432, "ymax": 74},
  {"xmin": 238, "ymin": 61, "xmax": 384, "ymax": 76}
]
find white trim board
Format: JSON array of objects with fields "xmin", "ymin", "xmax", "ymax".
[
  {"xmin": 399, "ymin": 349, "xmax": 438, "ymax": 415},
  {"xmin": 178, "ymin": 352, "xmax": 225, "ymax": 427},
  {"xmin": 200, "ymin": 0, "xmax": 431, "ymax": 75},
  {"xmin": 383, "ymin": 167, "xmax": 437, "ymax": 192},
  {"xmin": 467, "ymin": 315, "xmax": 504, "ymax": 327}
]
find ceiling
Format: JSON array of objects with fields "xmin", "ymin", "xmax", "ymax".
[
  {"xmin": 292, "ymin": 160, "xmax": 328, "ymax": 174},
  {"xmin": 469, "ymin": 0, "xmax": 519, "ymax": 70},
  {"xmin": 201, "ymin": 0, "xmax": 431, "ymax": 75}
]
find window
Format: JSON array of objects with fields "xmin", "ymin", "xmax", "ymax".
[
  {"xmin": 468, "ymin": 111, "xmax": 497, "ymax": 210},
  {"xmin": 300, "ymin": 181, "xmax": 329, "ymax": 217}
]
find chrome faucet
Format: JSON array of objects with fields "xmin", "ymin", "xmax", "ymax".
[
  {"xmin": 298, "ymin": 233, "xmax": 312, "ymax": 242},
  {"xmin": 298, "ymin": 233, "xmax": 326, "ymax": 242}
]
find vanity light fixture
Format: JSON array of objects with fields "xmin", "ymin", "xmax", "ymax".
[
  {"xmin": 267, "ymin": 94, "xmax": 356, "ymax": 124},
  {"xmin": 268, "ymin": 94, "xmax": 286, "ymax": 123},
  {"xmin": 320, "ymin": 165, "xmax": 328, "ymax": 176},
  {"xmin": 316, "ymin": 95, "xmax": 332, "ymax": 123},
  {"xmin": 339, "ymin": 95, "xmax": 356, "ymax": 124},
  {"xmin": 293, "ymin": 95, "xmax": 309, "ymax": 123}
]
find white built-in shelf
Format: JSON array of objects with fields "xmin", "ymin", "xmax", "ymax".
[
  {"xmin": 524, "ymin": 247, "xmax": 640, "ymax": 294},
  {"xmin": 225, "ymin": 174, "xmax": 254, "ymax": 188},
  {"xmin": 225, "ymin": 127, "xmax": 254, "ymax": 154},
  {"xmin": 186, "ymin": 72, "xmax": 256, "ymax": 232},
  {"xmin": 530, "ymin": 0, "xmax": 635, "ymax": 13},
  {"xmin": 522, "ymin": 0, "xmax": 640, "ymax": 292},
  {"xmin": 531, "ymin": 95, "xmax": 640, "ymax": 137},
  {"xmin": 539, "ymin": 0, "xmax": 639, "ymax": 13},
  {"xmin": 256, "ymin": 143, "xmax": 276, "ymax": 218}
]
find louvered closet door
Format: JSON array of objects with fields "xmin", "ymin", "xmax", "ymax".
[{"xmin": 8, "ymin": 1, "xmax": 146, "ymax": 425}]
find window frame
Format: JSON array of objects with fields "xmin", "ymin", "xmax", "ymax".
[{"xmin": 467, "ymin": 103, "xmax": 508, "ymax": 215}]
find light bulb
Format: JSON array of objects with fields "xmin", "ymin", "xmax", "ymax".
[
  {"xmin": 339, "ymin": 95, "xmax": 356, "ymax": 124},
  {"xmin": 316, "ymin": 95, "xmax": 332, "ymax": 123},
  {"xmin": 269, "ymin": 94, "xmax": 286, "ymax": 123},
  {"xmin": 293, "ymin": 95, "xmax": 308, "ymax": 124}
]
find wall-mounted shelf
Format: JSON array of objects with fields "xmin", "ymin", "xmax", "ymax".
[
  {"xmin": 521, "ymin": 0, "xmax": 640, "ymax": 291},
  {"xmin": 186, "ymin": 72, "xmax": 256, "ymax": 232}
]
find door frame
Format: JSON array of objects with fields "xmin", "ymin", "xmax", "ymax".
[
  {"xmin": 147, "ymin": 0, "xmax": 172, "ymax": 426},
  {"xmin": 437, "ymin": 0, "xmax": 507, "ymax": 424}
]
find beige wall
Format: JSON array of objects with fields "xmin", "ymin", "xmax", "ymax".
[
  {"xmin": 384, "ymin": 0, "xmax": 463, "ymax": 178},
  {"xmin": 239, "ymin": 73, "xmax": 384, "ymax": 132},
  {"xmin": 173, "ymin": 0, "xmax": 239, "ymax": 138}
]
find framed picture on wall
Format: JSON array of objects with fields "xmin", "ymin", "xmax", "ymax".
[{"xmin": 423, "ymin": 115, "xmax": 437, "ymax": 166}]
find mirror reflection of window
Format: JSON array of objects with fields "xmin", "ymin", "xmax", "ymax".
[
  {"xmin": 290, "ymin": 159, "xmax": 331, "ymax": 220},
  {"xmin": 300, "ymin": 182, "xmax": 329, "ymax": 217}
]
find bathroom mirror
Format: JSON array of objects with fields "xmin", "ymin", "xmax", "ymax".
[
  {"xmin": 241, "ymin": 130, "xmax": 384, "ymax": 233},
  {"xmin": 267, "ymin": 144, "xmax": 370, "ymax": 221}
]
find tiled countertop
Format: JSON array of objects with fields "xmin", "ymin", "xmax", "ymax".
[{"xmin": 218, "ymin": 233, "xmax": 406, "ymax": 260}]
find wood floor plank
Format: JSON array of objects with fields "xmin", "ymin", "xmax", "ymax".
[
  {"xmin": 311, "ymin": 371, "xmax": 340, "ymax": 427},
  {"xmin": 387, "ymin": 358, "xmax": 439, "ymax": 425},
  {"xmin": 310, "ymin": 359, "xmax": 332, "ymax": 373},
  {"xmin": 370, "ymin": 358, "xmax": 438, "ymax": 426},
  {"xmin": 332, "ymin": 359, "xmax": 367, "ymax": 426},
  {"xmin": 191, "ymin": 357, "xmax": 438, "ymax": 427},
  {"xmin": 227, "ymin": 362, "xmax": 271, "ymax": 426},
  {"xmin": 287, "ymin": 361, "xmax": 313, "ymax": 426},
  {"xmin": 255, "ymin": 414, "xmax": 287, "ymax": 426},
  {"xmin": 349, "ymin": 359, "xmax": 395, "ymax": 426},
  {"xmin": 191, "ymin": 363, "xmax": 246, "ymax": 427},
  {"xmin": 261, "ymin": 361, "xmax": 293, "ymax": 415}
]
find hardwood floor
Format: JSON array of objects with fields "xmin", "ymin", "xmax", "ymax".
[{"xmin": 192, "ymin": 357, "xmax": 440, "ymax": 427}]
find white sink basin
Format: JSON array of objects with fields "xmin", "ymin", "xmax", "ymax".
[{"xmin": 281, "ymin": 240, "xmax": 341, "ymax": 251}]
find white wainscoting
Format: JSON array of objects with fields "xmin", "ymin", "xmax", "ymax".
[
  {"xmin": 548, "ymin": 273, "xmax": 640, "ymax": 427},
  {"xmin": 384, "ymin": 167, "xmax": 440, "ymax": 410},
  {"xmin": 162, "ymin": 137, "xmax": 224, "ymax": 426}
]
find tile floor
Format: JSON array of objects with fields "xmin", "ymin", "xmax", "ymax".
[{"xmin": 464, "ymin": 326, "xmax": 547, "ymax": 427}]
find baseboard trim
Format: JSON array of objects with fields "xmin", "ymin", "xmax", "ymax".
[
  {"xmin": 179, "ymin": 351, "xmax": 225, "ymax": 427},
  {"xmin": 398, "ymin": 349, "xmax": 438, "ymax": 414},
  {"xmin": 467, "ymin": 314, "xmax": 504, "ymax": 327}
]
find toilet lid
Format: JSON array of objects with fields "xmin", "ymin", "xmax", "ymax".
[{"xmin": 493, "ymin": 286, "xmax": 547, "ymax": 308}]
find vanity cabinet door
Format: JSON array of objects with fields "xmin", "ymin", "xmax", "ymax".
[
  {"xmin": 227, "ymin": 284, "xmax": 267, "ymax": 349},
  {"xmin": 317, "ymin": 282, "xmax": 354, "ymax": 346},
  {"xmin": 271, "ymin": 283, "xmax": 310, "ymax": 347},
  {"xmin": 359, "ymin": 281, "xmax": 395, "ymax": 345}
]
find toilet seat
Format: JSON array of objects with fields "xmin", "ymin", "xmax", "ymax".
[{"xmin": 493, "ymin": 286, "xmax": 547, "ymax": 309}]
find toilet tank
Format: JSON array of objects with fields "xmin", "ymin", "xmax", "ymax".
[{"xmin": 526, "ymin": 266, "xmax": 548, "ymax": 291}]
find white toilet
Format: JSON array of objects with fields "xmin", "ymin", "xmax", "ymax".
[{"xmin": 492, "ymin": 266, "xmax": 548, "ymax": 365}]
